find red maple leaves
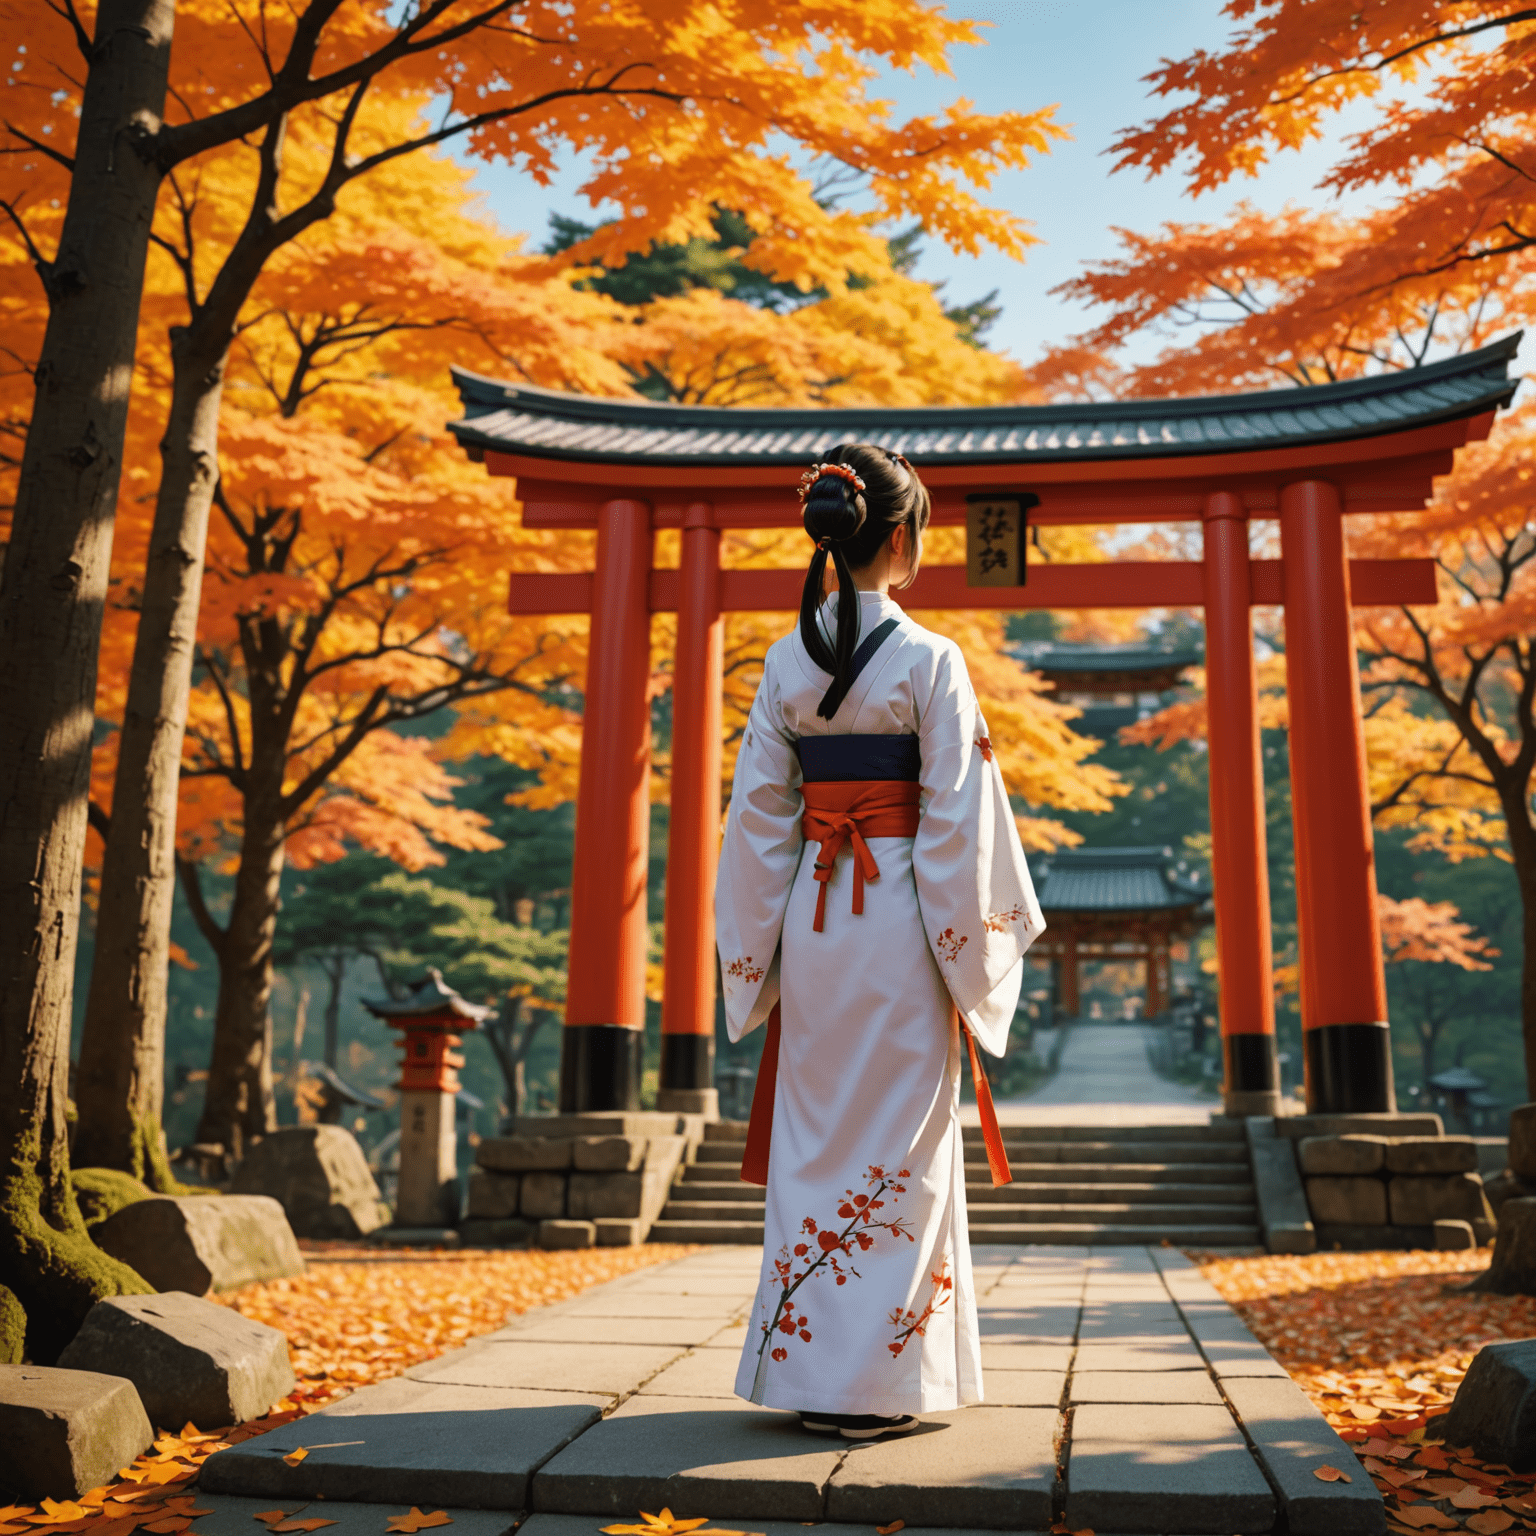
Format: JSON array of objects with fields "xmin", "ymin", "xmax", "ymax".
[
  {"xmin": 889, "ymin": 1262, "xmax": 954, "ymax": 1356},
  {"xmin": 757, "ymin": 1164, "xmax": 914, "ymax": 1369}
]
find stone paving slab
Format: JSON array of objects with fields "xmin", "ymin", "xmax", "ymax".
[
  {"xmin": 975, "ymin": 1307, "xmax": 1079, "ymax": 1343},
  {"xmin": 199, "ymin": 1376, "xmax": 607, "ymax": 1508},
  {"xmin": 407, "ymin": 1340, "xmax": 682, "ymax": 1396},
  {"xmin": 1221, "ymin": 1376, "xmax": 1386, "ymax": 1535},
  {"xmin": 978, "ymin": 1342, "xmax": 1073, "ymax": 1373},
  {"xmin": 824, "ymin": 1407, "xmax": 1057, "ymax": 1531},
  {"xmin": 1065, "ymin": 1402, "xmax": 1277, "ymax": 1534},
  {"xmin": 492, "ymin": 1316, "xmax": 726, "ymax": 1346},
  {"xmin": 1078, "ymin": 1300, "xmax": 1185, "ymax": 1336},
  {"xmin": 1071, "ymin": 1370, "xmax": 1223, "ymax": 1404},
  {"xmin": 701, "ymin": 1322, "xmax": 750, "ymax": 1349},
  {"xmin": 637, "ymin": 1349, "xmax": 741, "ymax": 1398},
  {"xmin": 1073, "ymin": 1337, "xmax": 1209, "ymax": 1373},
  {"xmin": 191, "ymin": 1493, "xmax": 516, "ymax": 1536},
  {"xmin": 531, "ymin": 1394, "xmax": 843, "ymax": 1520},
  {"xmin": 1175, "ymin": 1303, "xmax": 1289, "ymax": 1378},
  {"xmin": 976, "ymin": 1369, "xmax": 1064, "ymax": 1407},
  {"xmin": 559, "ymin": 1294, "xmax": 746, "ymax": 1319}
]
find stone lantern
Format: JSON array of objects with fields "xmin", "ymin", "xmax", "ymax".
[{"xmin": 362, "ymin": 969, "xmax": 492, "ymax": 1227}]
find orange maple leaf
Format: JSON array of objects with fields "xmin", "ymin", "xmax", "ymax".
[{"xmin": 385, "ymin": 1512, "xmax": 453, "ymax": 1534}]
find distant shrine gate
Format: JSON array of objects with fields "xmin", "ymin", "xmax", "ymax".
[{"xmin": 448, "ymin": 337, "xmax": 1520, "ymax": 1121}]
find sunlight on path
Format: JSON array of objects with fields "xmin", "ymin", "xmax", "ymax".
[{"xmin": 988, "ymin": 1022, "xmax": 1216, "ymax": 1126}]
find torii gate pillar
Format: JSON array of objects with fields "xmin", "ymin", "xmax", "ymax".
[
  {"xmin": 657, "ymin": 501, "xmax": 723, "ymax": 1115},
  {"xmin": 1202, "ymin": 493, "xmax": 1282, "ymax": 1116},
  {"xmin": 1282, "ymin": 479, "xmax": 1395, "ymax": 1113},
  {"xmin": 560, "ymin": 497, "xmax": 652, "ymax": 1112}
]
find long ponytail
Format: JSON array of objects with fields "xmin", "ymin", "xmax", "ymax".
[
  {"xmin": 798, "ymin": 463, "xmax": 866, "ymax": 718},
  {"xmin": 796, "ymin": 445, "xmax": 931, "ymax": 720}
]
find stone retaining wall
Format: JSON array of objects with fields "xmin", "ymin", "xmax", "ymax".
[{"xmin": 1299, "ymin": 1133, "xmax": 1495, "ymax": 1249}]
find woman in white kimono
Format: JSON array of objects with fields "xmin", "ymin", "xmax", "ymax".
[{"xmin": 715, "ymin": 444, "xmax": 1045, "ymax": 1440}]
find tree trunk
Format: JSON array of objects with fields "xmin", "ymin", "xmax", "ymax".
[
  {"xmin": 0, "ymin": 0, "xmax": 173, "ymax": 1361},
  {"xmin": 1504, "ymin": 790, "xmax": 1536, "ymax": 1102},
  {"xmin": 322, "ymin": 955, "xmax": 346, "ymax": 1069},
  {"xmin": 76, "ymin": 345, "xmax": 226, "ymax": 1186},
  {"xmin": 194, "ymin": 798, "xmax": 286, "ymax": 1158}
]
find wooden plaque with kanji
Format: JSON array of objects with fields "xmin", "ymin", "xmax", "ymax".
[{"xmin": 966, "ymin": 496, "xmax": 1027, "ymax": 587}]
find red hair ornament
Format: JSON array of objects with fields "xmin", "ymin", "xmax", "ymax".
[{"xmin": 797, "ymin": 462, "xmax": 866, "ymax": 501}]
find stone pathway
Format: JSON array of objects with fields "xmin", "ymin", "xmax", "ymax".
[
  {"xmin": 991, "ymin": 1024, "xmax": 1215, "ymax": 1128},
  {"xmin": 199, "ymin": 1244, "xmax": 1384, "ymax": 1536}
]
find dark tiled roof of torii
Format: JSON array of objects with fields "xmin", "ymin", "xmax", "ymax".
[
  {"xmin": 1036, "ymin": 847, "xmax": 1207, "ymax": 914},
  {"xmin": 448, "ymin": 333, "xmax": 1520, "ymax": 468}
]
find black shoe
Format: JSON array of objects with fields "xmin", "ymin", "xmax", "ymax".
[{"xmin": 798, "ymin": 1411, "xmax": 920, "ymax": 1440}]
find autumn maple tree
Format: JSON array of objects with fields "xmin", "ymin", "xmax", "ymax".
[
  {"xmin": 1378, "ymin": 895, "xmax": 1499, "ymax": 1086},
  {"xmin": 0, "ymin": 0, "xmax": 1066, "ymax": 1355},
  {"xmin": 1040, "ymin": 0, "xmax": 1536, "ymax": 1087}
]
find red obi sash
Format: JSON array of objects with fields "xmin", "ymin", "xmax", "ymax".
[
  {"xmin": 800, "ymin": 778, "xmax": 921, "ymax": 933},
  {"xmin": 737, "ymin": 773, "xmax": 1013, "ymax": 1190}
]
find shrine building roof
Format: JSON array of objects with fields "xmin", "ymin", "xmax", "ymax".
[
  {"xmin": 1036, "ymin": 847, "xmax": 1207, "ymax": 915},
  {"xmin": 1018, "ymin": 642, "xmax": 1201, "ymax": 696},
  {"xmin": 448, "ymin": 333, "xmax": 1520, "ymax": 470}
]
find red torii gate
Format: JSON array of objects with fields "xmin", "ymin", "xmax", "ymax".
[{"xmin": 447, "ymin": 336, "xmax": 1519, "ymax": 1121}]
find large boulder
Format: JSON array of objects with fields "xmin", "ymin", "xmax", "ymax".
[
  {"xmin": 232, "ymin": 1125, "xmax": 389, "ymax": 1238},
  {"xmin": 92, "ymin": 1194, "xmax": 305, "ymax": 1294},
  {"xmin": 0, "ymin": 1364, "xmax": 153, "ymax": 1499},
  {"xmin": 58, "ymin": 1291, "xmax": 295, "ymax": 1432},
  {"xmin": 1440, "ymin": 1339, "xmax": 1536, "ymax": 1468}
]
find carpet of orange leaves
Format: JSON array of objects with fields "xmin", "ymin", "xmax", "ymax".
[
  {"xmin": 0, "ymin": 1242, "xmax": 699, "ymax": 1528},
  {"xmin": 1196, "ymin": 1248, "xmax": 1536, "ymax": 1536}
]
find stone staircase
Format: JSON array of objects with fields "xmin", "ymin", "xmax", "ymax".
[
  {"xmin": 650, "ymin": 1121, "xmax": 763, "ymax": 1244},
  {"xmin": 648, "ymin": 1118, "xmax": 1261, "ymax": 1247}
]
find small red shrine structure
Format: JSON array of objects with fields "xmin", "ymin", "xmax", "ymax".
[
  {"xmin": 1033, "ymin": 846, "xmax": 1211, "ymax": 1021},
  {"xmin": 447, "ymin": 335, "xmax": 1520, "ymax": 1121},
  {"xmin": 363, "ymin": 969, "xmax": 491, "ymax": 1226}
]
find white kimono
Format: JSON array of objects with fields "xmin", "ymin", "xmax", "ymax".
[{"xmin": 716, "ymin": 589, "xmax": 1044, "ymax": 1415}]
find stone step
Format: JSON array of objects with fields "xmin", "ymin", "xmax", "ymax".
[
  {"xmin": 969, "ymin": 1201, "xmax": 1256, "ymax": 1226},
  {"xmin": 968, "ymin": 1222, "xmax": 1262, "ymax": 1245},
  {"xmin": 968, "ymin": 1140, "xmax": 1250, "ymax": 1164},
  {"xmin": 967, "ymin": 1160, "xmax": 1254, "ymax": 1184},
  {"xmin": 660, "ymin": 1199, "xmax": 773, "ymax": 1223},
  {"xmin": 648, "ymin": 1218, "xmax": 764, "ymax": 1244},
  {"xmin": 968, "ymin": 1181, "xmax": 1256, "ymax": 1206},
  {"xmin": 667, "ymin": 1181, "xmax": 766, "ymax": 1203},
  {"xmin": 693, "ymin": 1143, "xmax": 751, "ymax": 1164},
  {"xmin": 964, "ymin": 1121, "xmax": 1243, "ymax": 1142}
]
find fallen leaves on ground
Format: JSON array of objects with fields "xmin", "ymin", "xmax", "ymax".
[
  {"xmin": 1315, "ymin": 1466, "xmax": 1352, "ymax": 1482},
  {"xmin": 1191, "ymin": 1247, "xmax": 1536, "ymax": 1533},
  {"xmin": 876, "ymin": 1523, "xmax": 905, "ymax": 1534},
  {"xmin": 600, "ymin": 1513, "xmax": 712, "ymax": 1536},
  {"xmin": 1, "ymin": 1244, "xmax": 697, "ymax": 1530},
  {"xmin": 218, "ymin": 1243, "xmax": 701, "ymax": 1407},
  {"xmin": 383, "ymin": 1513, "xmax": 452, "ymax": 1534}
]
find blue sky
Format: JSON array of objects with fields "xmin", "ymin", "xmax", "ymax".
[{"xmin": 459, "ymin": 0, "xmax": 1387, "ymax": 368}]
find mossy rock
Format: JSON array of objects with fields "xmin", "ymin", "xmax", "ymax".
[{"xmin": 71, "ymin": 1168, "xmax": 153, "ymax": 1228}]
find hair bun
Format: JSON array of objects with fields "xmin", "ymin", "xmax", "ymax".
[{"xmin": 802, "ymin": 468, "xmax": 866, "ymax": 545}]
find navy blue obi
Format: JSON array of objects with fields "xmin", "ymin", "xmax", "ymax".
[{"xmin": 797, "ymin": 733, "xmax": 921, "ymax": 783}]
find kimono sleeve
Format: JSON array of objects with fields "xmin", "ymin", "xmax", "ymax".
[
  {"xmin": 714, "ymin": 665, "xmax": 804, "ymax": 1041},
  {"xmin": 913, "ymin": 642, "xmax": 1045, "ymax": 1056}
]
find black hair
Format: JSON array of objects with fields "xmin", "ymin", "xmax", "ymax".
[{"xmin": 798, "ymin": 443, "xmax": 932, "ymax": 719}]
